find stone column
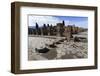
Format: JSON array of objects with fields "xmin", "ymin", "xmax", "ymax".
[
  {"xmin": 41, "ymin": 28, "xmax": 43, "ymax": 35},
  {"xmin": 64, "ymin": 26, "xmax": 72, "ymax": 41}
]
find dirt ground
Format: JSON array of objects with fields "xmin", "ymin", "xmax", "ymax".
[{"xmin": 28, "ymin": 31, "xmax": 88, "ymax": 61}]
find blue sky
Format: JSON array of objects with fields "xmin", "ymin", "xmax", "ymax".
[{"xmin": 28, "ymin": 15, "xmax": 88, "ymax": 28}]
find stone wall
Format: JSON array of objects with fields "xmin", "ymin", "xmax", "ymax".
[{"xmin": 28, "ymin": 21, "xmax": 87, "ymax": 41}]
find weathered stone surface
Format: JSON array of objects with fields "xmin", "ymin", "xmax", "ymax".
[{"xmin": 28, "ymin": 21, "xmax": 87, "ymax": 42}]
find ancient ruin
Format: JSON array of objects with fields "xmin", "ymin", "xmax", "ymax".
[
  {"xmin": 28, "ymin": 20, "xmax": 87, "ymax": 41},
  {"xmin": 28, "ymin": 20, "xmax": 88, "ymax": 60}
]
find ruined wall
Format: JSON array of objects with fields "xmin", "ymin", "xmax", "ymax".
[{"xmin": 28, "ymin": 21, "xmax": 86, "ymax": 41}]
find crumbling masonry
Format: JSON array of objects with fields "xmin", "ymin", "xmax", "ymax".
[{"xmin": 28, "ymin": 21, "xmax": 86, "ymax": 41}]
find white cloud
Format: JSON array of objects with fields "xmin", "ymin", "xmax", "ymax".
[
  {"xmin": 28, "ymin": 15, "xmax": 88, "ymax": 28},
  {"xmin": 29, "ymin": 15, "xmax": 62, "ymax": 27}
]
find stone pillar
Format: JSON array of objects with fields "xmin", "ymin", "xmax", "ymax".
[
  {"xmin": 47, "ymin": 24, "xmax": 50, "ymax": 36},
  {"xmin": 41, "ymin": 28, "xmax": 43, "ymax": 35},
  {"xmin": 64, "ymin": 26, "xmax": 72, "ymax": 41},
  {"xmin": 56, "ymin": 25, "xmax": 61, "ymax": 37}
]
